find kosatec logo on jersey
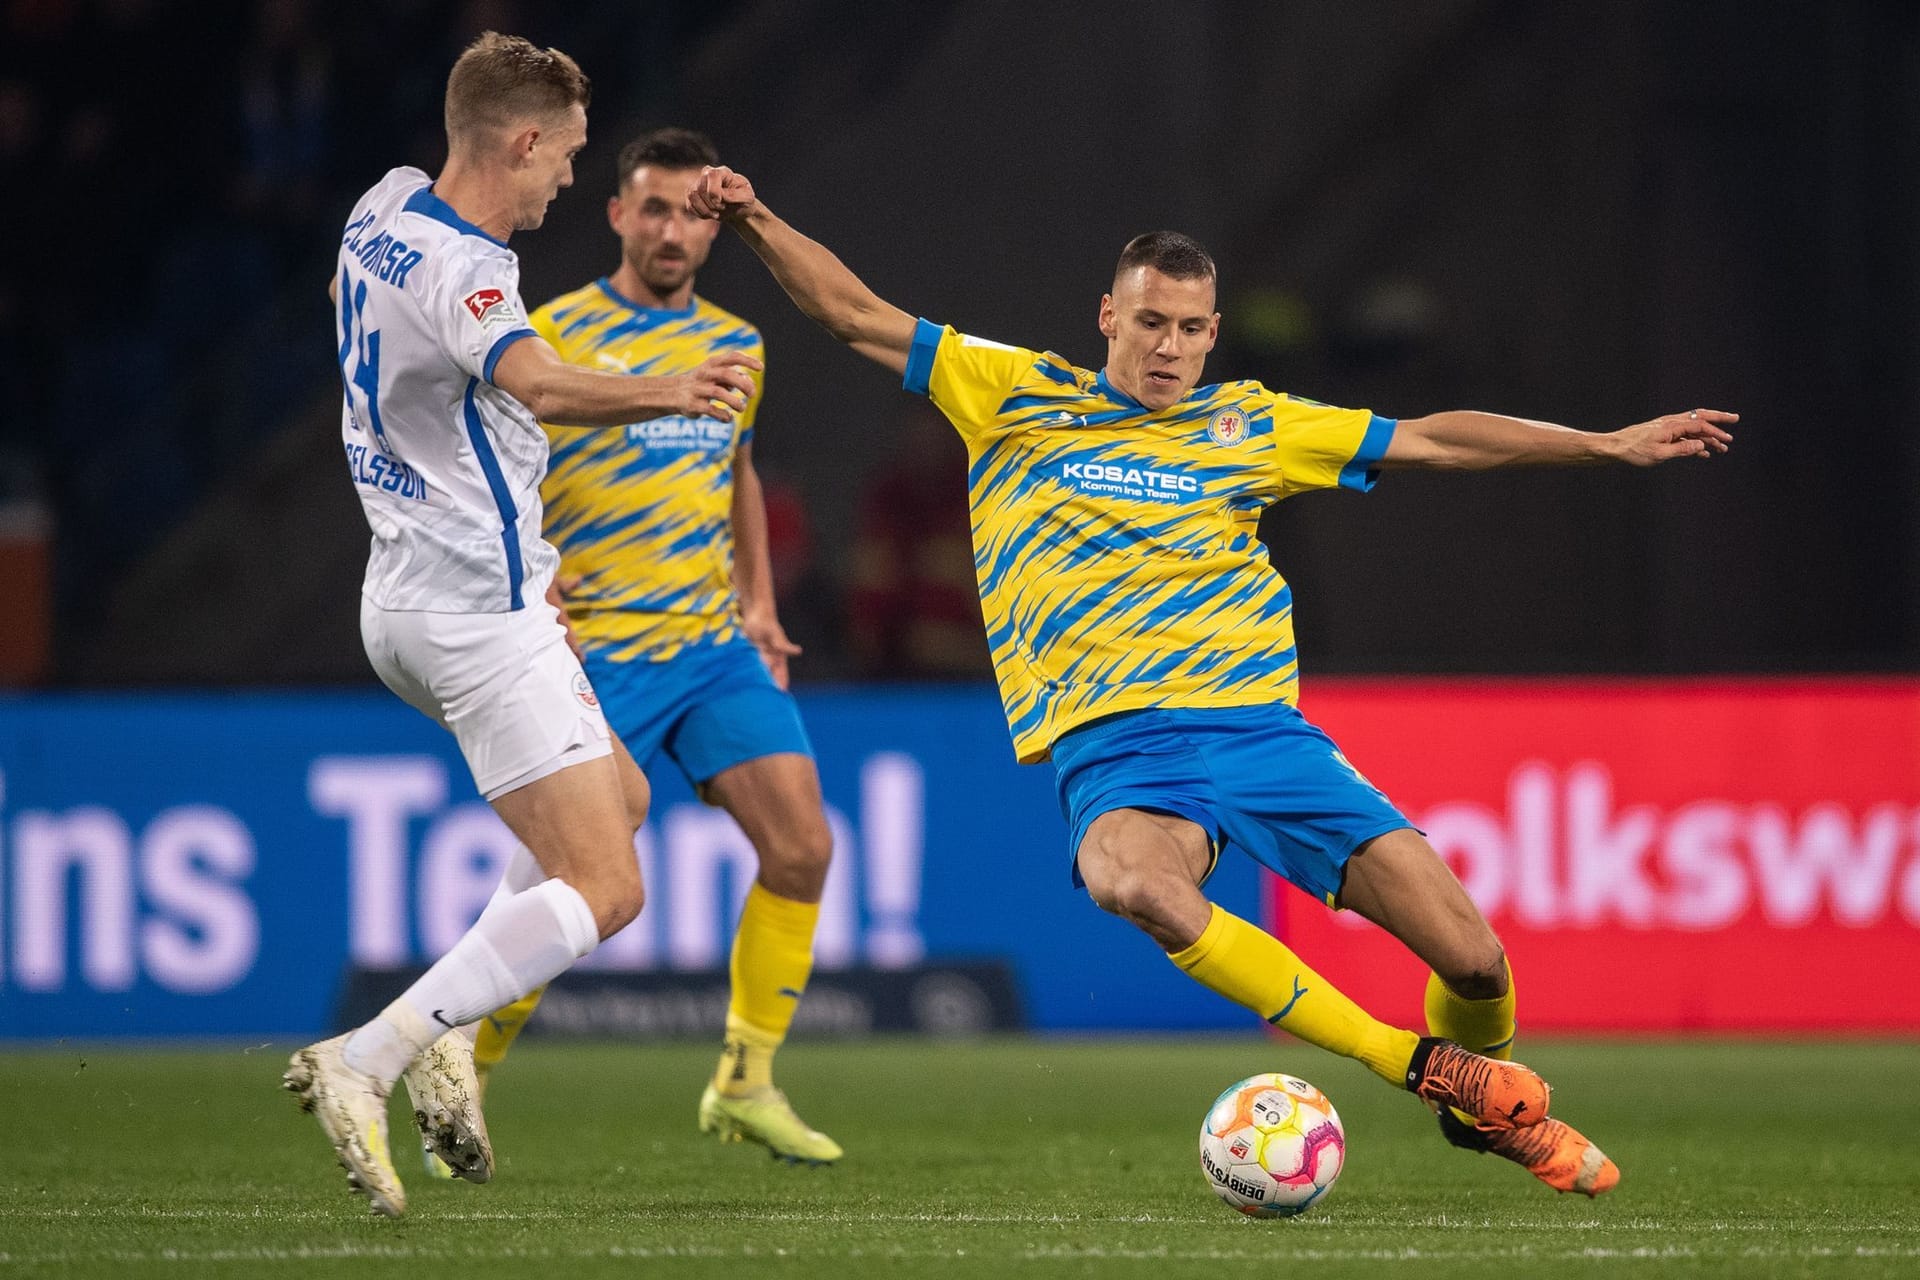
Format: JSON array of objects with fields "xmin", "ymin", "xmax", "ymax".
[
  {"xmin": 1058, "ymin": 458, "xmax": 1201, "ymax": 504},
  {"xmin": 1208, "ymin": 407, "xmax": 1249, "ymax": 446},
  {"xmin": 624, "ymin": 416, "xmax": 734, "ymax": 453}
]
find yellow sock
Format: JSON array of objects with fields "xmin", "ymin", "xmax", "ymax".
[
  {"xmin": 1424, "ymin": 959, "xmax": 1516, "ymax": 1127},
  {"xmin": 713, "ymin": 882, "xmax": 820, "ymax": 1096},
  {"xmin": 715, "ymin": 1015, "xmax": 781, "ymax": 1094},
  {"xmin": 473, "ymin": 985, "xmax": 546, "ymax": 1099},
  {"xmin": 1422, "ymin": 959, "xmax": 1516, "ymax": 1059},
  {"xmin": 1170, "ymin": 904, "xmax": 1419, "ymax": 1087}
]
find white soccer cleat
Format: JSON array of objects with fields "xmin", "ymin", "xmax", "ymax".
[
  {"xmin": 283, "ymin": 1033, "xmax": 407, "ymax": 1218},
  {"xmin": 401, "ymin": 1031, "xmax": 494, "ymax": 1184}
]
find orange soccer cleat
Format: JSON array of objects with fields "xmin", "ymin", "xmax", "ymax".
[
  {"xmin": 1405, "ymin": 1037, "xmax": 1551, "ymax": 1130},
  {"xmin": 1437, "ymin": 1107, "xmax": 1621, "ymax": 1197}
]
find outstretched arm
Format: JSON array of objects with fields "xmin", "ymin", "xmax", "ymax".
[
  {"xmin": 688, "ymin": 166, "xmax": 917, "ymax": 375},
  {"xmin": 491, "ymin": 337, "xmax": 761, "ymax": 428},
  {"xmin": 1382, "ymin": 408, "xmax": 1736, "ymax": 469}
]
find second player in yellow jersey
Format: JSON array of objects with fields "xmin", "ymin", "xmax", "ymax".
[
  {"xmin": 448, "ymin": 129, "xmax": 843, "ymax": 1172},
  {"xmin": 536, "ymin": 283, "xmax": 762, "ymax": 663}
]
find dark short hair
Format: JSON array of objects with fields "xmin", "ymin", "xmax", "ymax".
[
  {"xmin": 444, "ymin": 32, "xmax": 590, "ymax": 148},
  {"xmin": 1114, "ymin": 231, "xmax": 1217, "ymax": 285},
  {"xmin": 617, "ymin": 127, "xmax": 720, "ymax": 189}
]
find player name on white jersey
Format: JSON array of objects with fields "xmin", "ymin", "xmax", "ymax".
[{"xmin": 336, "ymin": 166, "xmax": 559, "ymax": 613}]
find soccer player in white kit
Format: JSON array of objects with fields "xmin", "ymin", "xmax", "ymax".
[{"xmin": 282, "ymin": 33, "xmax": 760, "ymax": 1218}]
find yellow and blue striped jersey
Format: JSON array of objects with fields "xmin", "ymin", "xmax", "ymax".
[
  {"xmin": 904, "ymin": 319, "xmax": 1396, "ymax": 764},
  {"xmin": 532, "ymin": 280, "xmax": 764, "ymax": 663}
]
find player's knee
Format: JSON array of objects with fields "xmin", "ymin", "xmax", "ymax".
[
  {"xmin": 757, "ymin": 814, "xmax": 833, "ymax": 899},
  {"xmin": 579, "ymin": 861, "xmax": 645, "ymax": 939},
  {"xmin": 1078, "ymin": 839, "xmax": 1134, "ymax": 917},
  {"xmin": 1075, "ymin": 841, "xmax": 1122, "ymax": 913},
  {"xmin": 1082, "ymin": 860, "xmax": 1177, "ymax": 933},
  {"xmin": 594, "ymin": 882, "xmax": 644, "ymax": 939}
]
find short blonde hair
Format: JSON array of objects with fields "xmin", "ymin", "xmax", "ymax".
[{"xmin": 444, "ymin": 32, "xmax": 591, "ymax": 149}]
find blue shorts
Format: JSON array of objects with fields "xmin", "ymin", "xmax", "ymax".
[
  {"xmin": 1052, "ymin": 701, "xmax": 1413, "ymax": 907},
  {"xmin": 582, "ymin": 638, "xmax": 813, "ymax": 787}
]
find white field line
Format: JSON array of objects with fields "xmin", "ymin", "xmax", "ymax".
[
  {"xmin": 2, "ymin": 1244, "xmax": 1919, "ymax": 1266},
  {"xmin": 13, "ymin": 1205, "xmax": 1920, "ymax": 1231}
]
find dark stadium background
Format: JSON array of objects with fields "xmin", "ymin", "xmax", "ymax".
[{"xmin": 3, "ymin": 0, "xmax": 1914, "ymax": 687}]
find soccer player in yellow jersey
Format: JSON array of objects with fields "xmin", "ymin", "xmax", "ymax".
[
  {"xmin": 688, "ymin": 163, "xmax": 1739, "ymax": 1198},
  {"xmin": 462, "ymin": 130, "xmax": 840, "ymax": 1166}
]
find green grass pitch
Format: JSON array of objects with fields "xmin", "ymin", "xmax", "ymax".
[{"xmin": 3, "ymin": 1038, "xmax": 1916, "ymax": 1278}]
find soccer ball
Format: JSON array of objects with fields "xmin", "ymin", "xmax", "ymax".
[{"xmin": 1199, "ymin": 1073, "xmax": 1345, "ymax": 1217}]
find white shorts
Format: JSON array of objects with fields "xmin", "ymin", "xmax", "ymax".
[{"xmin": 361, "ymin": 595, "xmax": 613, "ymax": 800}]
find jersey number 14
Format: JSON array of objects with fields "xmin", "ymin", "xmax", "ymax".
[{"xmin": 338, "ymin": 267, "xmax": 388, "ymax": 447}]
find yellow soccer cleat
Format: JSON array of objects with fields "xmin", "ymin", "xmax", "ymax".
[
  {"xmin": 283, "ymin": 1033, "xmax": 407, "ymax": 1218},
  {"xmin": 698, "ymin": 1083, "xmax": 843, "ymax": 1166},
  {"xmin": 419, "ymin": 1142, "xmax": 457, "ymax": 1179}
]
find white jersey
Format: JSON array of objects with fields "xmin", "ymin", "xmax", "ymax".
[{"xmin": 335, "ymin": 166, "xmax": 559, "ymax": 613}]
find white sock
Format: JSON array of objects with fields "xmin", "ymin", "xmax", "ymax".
[
  {"xmin": 340, "ymin": 998, "xmax": 434, "ymax": 1083},
  {"xmin": 490, "ymin": 844, "xmax": 547, "ymax": 902},
  {"xmin": 451, "ymin": 844, "xmax": 552, "ymax": 1044},
  {"xmin": 342, "ymin": 878, "xmax": 599, "ymax": 1085}
]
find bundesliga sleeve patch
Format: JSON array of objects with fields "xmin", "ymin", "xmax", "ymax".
[{"xmin": 463, "ymin": 287, "xmax": 515, "ymax": 327}]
